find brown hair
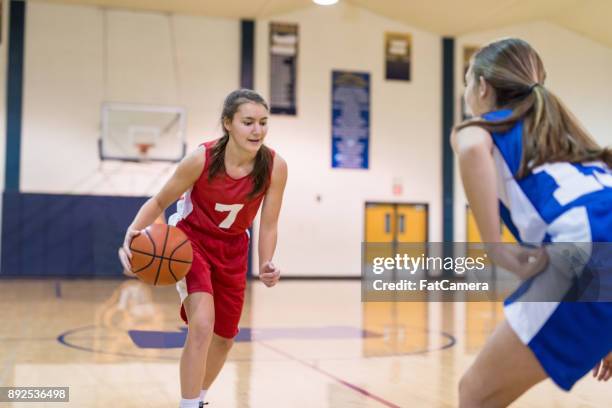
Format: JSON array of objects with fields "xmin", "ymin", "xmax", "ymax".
[
  {"xmin": 455, "ymin": 38, "xmax": 612, "ymax": 178},
  {"xmin": 208, "ymin": 89, "xmax": 273, "ymax": 197}
]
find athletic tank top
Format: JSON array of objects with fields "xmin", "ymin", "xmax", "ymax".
[
  {"xmin": 172, "ymin": 139, "xmax": 275, "ymax": 240},
  {"xmin": 484, "ymin": 109, "xmax": 612, "ymax": 243}
]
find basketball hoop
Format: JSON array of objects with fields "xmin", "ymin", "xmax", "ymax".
[
  {"xmin": 136, "ymin": 143, "xmax": 153, "ymax": 161},
  {"xmin": 101, "ymin": 104, "xmax": 185, "ymax": 163}
]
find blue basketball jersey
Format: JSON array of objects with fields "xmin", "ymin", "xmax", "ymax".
[
  {"xmin": 483, "ymin": 109, "xmax": 612, "ymax": 243},
  {"xmin": 482, "ymin": 109, "xmax": 612, "ymax": 391}
]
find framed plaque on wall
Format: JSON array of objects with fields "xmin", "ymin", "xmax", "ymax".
[
  {"xmin": 270, "ymin": 22, "xmax": 298, "ymax": 115},
  {"xmin": 385, "ymin": 32, "xmax": 412, "ymax": 81}
]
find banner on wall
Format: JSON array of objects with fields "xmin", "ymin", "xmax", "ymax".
[
  {"xmin": 385, "ymin": 32, "xmax": 411, "ymax": 81},
  {"xmin": 331, "ymin": 71, "xmax": 370, "ymax": 169},
  {"xmin": 270, "ymin": 22, "xmax": 298, "ymax": 115}
]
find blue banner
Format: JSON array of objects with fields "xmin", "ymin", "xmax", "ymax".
[{"xmin": 331, "ymin": 71, "xmax": 370, "ymax": 169}]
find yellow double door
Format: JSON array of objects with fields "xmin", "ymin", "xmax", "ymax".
[
  {"xmin": 365, "ymin": 203, "xmax": 427, "ymax": 243},
  {"xmin": 364, "ymin": 202, "xmax": 428, "ymax": 270},
  {"xmin": 363, "ymin": 203, "xmax": 429, "ymax": 356}
]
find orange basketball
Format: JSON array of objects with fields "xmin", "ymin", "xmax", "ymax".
[{"xmin": 129, "ymin": 224, "xmax": 193, "ymax": 286}]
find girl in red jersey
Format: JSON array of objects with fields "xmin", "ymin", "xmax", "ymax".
[{"xmin": 118, "ymin": 89, "xmax": 287, "ymax": 408}]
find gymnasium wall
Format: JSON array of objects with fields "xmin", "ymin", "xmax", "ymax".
[
  {"xmin": 14, "ymin": 1, "xmax": 443, "ymax": 277},
  {"xmin": 453, "ymin": 21, "xmax": 612, "ymax": 242},
  {"xmin": 254, "ymin": 2, "xmax": 442, "ymax": 276},
  {"xmin": 2, "ymin": 1, "xmax": 240, "ymax": 276},
  {"xmin": 21, "ymin": 1, "xmax": 239, "ymax": 196},
  {"xmin": 8, "ymin": 3, "xmax": 612, "ymax": 277}
]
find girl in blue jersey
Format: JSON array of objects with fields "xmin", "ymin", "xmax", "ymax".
[{"xmin": 452, "ymin": 38, "xmax": 612, "ymax": 406}]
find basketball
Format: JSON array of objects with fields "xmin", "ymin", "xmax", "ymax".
[{"xmin": 129, "ymin": 224, "xmax": 193, "ymax": 286}]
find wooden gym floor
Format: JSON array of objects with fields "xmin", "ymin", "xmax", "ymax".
[{"xmin": 1, "ymin": 279, "xmax": 610, "ymax": 407}]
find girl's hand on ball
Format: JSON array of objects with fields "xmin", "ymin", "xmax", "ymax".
[{"xmin": 119, "ymin": 228, "xmax": 141, "ymax": 276}]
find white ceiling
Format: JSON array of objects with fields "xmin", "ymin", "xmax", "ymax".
[{"xmin": 30, "ymin": 0, "xmax": 612, "ymax": 48}]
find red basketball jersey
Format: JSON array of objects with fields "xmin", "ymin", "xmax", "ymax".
[{"xmin": 174, "ymin": 139, "xmax": 274, "ymax": 241}]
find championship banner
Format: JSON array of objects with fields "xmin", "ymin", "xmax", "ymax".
[
  {"xmin": 385, "ymin": 32, "xmax": 411, "ymax": 81},
  {"xmin": 270, "ymin": 22, "xmax": 298, "ymax": 115},
  {"xmin": 331, "ymin": 71, "xmax": 370, "ymax": 169}
]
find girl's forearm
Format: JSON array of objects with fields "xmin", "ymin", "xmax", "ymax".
[{"xmin": 129, "ymin": 198, "xmax": 165, "ymax": 231}]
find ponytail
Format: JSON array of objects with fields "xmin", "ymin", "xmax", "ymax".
[{"xmin": 455, "ymin": 38, "xmax": 612, "ymax": 178}]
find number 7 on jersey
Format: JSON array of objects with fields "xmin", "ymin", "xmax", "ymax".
[{"xmin": 215, "ymin": 203, "xmax": 244, "ymax": 228}]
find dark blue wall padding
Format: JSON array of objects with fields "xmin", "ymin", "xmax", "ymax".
[{"xmin": 1, "ymin": 192, "xmax": 150, "ymax": 277}]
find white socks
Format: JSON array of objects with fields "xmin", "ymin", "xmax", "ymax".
[
  {"xmin": 179, "ymin": 389, "xmax": 207, "ymax": 407},
  {"xmin": 179, "ymin": 397, "xmax": 200, "ymax": 408}
]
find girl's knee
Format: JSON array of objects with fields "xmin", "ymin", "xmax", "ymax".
[
  {"xmin": 188, "ymin": 318, "xmax": 214, "ymax": 345},
  {"xmin": 214, "ymin": 335, "xmax": 234, "ymax": 353}
]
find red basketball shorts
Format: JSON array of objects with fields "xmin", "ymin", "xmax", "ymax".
[{"xmin": 176, "ymin": 230, "xmax": 249, "ymax": 339}]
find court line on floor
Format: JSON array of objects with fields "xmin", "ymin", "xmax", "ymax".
[
  {"xmin": 1, "ymin": 337, "xmax": 59, "ymax": 341},
  {"xmin": 257, "ymin": 340, "xmax": 401, "ymax": 408},
  {"xmin": 57, "ymin": 325, "xmax": 457, "ymax": 365},
  {"xmin": 57, "ymin": 325, "xmax": 178, "ymax": 361}
]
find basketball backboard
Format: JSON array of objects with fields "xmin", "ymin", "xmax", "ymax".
[{"xmin": 99, "ymin": 103, "xmax": 187, "ymax": 162}]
